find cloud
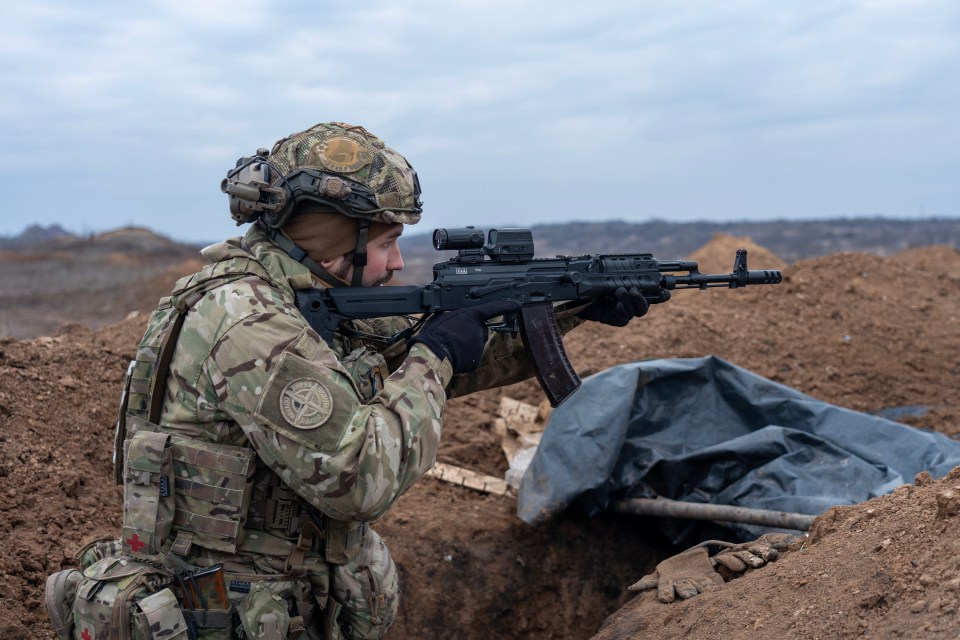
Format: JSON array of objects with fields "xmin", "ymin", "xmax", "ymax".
[
  {"xmin": 153, "ymin": 0, "xmax": 272, "ymax": 29},
  {"xmin": 0, "ymin": 0, "xmax": 957, "ymax": 239}
]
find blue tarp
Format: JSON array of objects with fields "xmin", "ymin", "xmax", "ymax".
[{"xmin": 518, "ymin": 356, "xmax": 960, "ymax": 543}]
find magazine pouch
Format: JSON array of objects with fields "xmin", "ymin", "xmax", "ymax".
[{"xmin": 121, "ymin": 430, "xmax": 175, "ymax": 558}]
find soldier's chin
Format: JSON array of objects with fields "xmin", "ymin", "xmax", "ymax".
[{"xmin": 371, "ymin": 271, "xmax": 394, "ymax": 287}]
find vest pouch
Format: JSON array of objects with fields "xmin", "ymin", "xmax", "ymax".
[
  {"xmin": 339, "ymin": 346, "xmax": 388, "ymax": 401},
  {"xmin": 75, "ymin": 536, "xmax": 124, "ymax": 571},
  {"xmin": 44, "ymin": 569, "xmax": 83, "ymax": 640},
  {"xmin": 72, "ymin": 556, "xmax": 174, "ymax": 640},
  {"xmin": 324, "ymin": 519, "xmax": 367, "ymax": 565},
  {"xmin": 170, "ymin": 436, "xmax": 256, "ymax": 554},
  {"xmin": 122, "ymin": 430, "xmax": 175, "ymax": 558},
  {"xmin": 133, "ymin": 588, "xmax": 190, "ymax": 640},
  {"xmin": 236, "ymin": 581, "xmax": 291, "ymax": 640}
]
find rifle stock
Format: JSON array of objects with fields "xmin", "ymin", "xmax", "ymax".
[{"xmin": 297, "ymin": 228, "xmax": 783, "ymax": 406}]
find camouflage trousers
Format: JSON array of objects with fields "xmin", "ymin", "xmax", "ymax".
[{"xmin": 183, "ymin": 527, "xmax": 399, "ymax": 640}]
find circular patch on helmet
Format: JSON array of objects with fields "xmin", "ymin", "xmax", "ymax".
[
  {"xmin": 279, "ymin": 378, "xmax": 333, "ymax": 429},
  {"xmin": 311, "ymin": 136, "xmax": 373, "ymax": 173}
]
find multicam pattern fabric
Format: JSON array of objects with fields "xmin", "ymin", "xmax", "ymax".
[
  {"xmin": 44, "ymin": 568, "xmax": 82, "ymax": 640},
  {"xmin": 269, "ymin": 122, "xmax": 422, "ymax": 225},
  {"xmin": 121, "ymin": 430, "xmax": 174, "ymax": 558},
  {"xmin": 159, "ymin": 234, "xmax": 450, "ymax": 523},
  {"xmin": 69, "ymin": 556, "xmax": 178, "ymax": 640},
  {"xmin": 111, "ymin": 222, "xmax": 583, "ymax": 638},
  {"xmin": 330, "ymin": 529, "xmax": 398, "ymax": 638},
  {"xmin": 133, "ymin": 588, "xmax": 190, "ymax": 640}
]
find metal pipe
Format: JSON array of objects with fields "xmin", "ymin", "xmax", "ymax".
[{"xmin": 611, "ymin": 497, "xmax": 817, "ymax": 532}]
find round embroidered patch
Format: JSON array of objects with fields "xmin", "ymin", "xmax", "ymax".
[
  {"xmin": 279, "ymin": 378, "xmax": 333, "ymax": 429},
  {"xmin": 310, "ymin": 136, "xmax": 372, "ymax": 173}
]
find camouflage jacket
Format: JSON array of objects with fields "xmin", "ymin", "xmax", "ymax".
[{"xmin": 130, "ymin": 224, "xmax": 580, "ymax": 533}]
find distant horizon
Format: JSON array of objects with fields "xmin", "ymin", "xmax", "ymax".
[{"xmin": 5, "ymin": 213, "xmax": 960, "ymax": 246}]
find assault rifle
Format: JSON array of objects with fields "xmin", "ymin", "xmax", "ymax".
[{"xmin": 297, "ymin": 228, "xmax": 782, "ymax": 406}]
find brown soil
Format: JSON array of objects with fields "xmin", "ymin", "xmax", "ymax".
[{"xmin": 2, "ymin": 234, "xmax": 959, "ymax": 639}]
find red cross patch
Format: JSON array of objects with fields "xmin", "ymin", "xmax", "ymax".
[
  {"xmin": 81, "ymin": 627, "xmax": 92, "ymax": 640},
  {"xmin": 125, "ymin": 532, "xmax": 145, "ymax": 553}
]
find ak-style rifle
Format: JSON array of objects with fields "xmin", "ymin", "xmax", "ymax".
[{"xmin": 296, "ymin": 228, "xmax": 782, "ymax": 406}]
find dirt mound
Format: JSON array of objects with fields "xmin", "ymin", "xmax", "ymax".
[
  {"xmin": 0, "ymin": 253, "xmax": 204, "ymax": 339},
  {"xmin": 687, "ymin": 233, "xmax": 788, "ymax": 274},
  {"xmin": 2, "ymin": 238, "xmax": 959, "ymax": 639},
  {"xmin": 41, "ymin": 226, "xmax": 195, "ymax": 256},
  {"xmin": 0, "ymin": 226, "xmax": 203, "ymax": 339},
  {"xmin": 595, "ymin": 468, "xmax": 960, "ymax": 639}
]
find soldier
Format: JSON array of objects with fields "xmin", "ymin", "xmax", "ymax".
[{"xmin": 71, "ymin": 122, "xmax": 654, "ymax": 639}]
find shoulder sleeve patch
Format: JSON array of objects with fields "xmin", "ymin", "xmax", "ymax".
[
  {"xmin": 279, "ymin": 378, "xmax": 332, "ymax": 429},
  {"xmin": 255, "ymin": 351, "xmax": 358, "ymax": 452}
]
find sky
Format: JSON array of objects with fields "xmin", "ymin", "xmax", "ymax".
[{"xmin": 1, "ymin": 0, "xmax": 958, "ymax": 243}]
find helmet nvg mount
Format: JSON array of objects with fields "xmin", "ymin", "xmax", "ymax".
[{"xmin": 221, "ymin": 122, "xmax": 423, "ymax": 229}]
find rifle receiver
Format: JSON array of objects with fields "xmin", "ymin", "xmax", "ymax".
[{"xmin": 298, "ymin": 231, "xmax": 784, "ymax": 406}]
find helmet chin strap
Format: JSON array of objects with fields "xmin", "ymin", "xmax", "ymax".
[
  {"xmin": 267, "ymin": 219, "xmax": 373, "ymax": 288},
  {"xmin": 266, "ymin": 226, "xmax": 349, "ymax": 289},
  {"xmin": 350, "ymin": 219, "xmax": 370, "ymax": 288}
]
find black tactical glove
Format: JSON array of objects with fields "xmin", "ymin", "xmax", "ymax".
[
  {"xmin": 578, "ymin": 286, "xmax": 657, "ymax": 327},
  {"xmin": 412, "ymin": 301, "xmax": 519, "ymax": 375}
]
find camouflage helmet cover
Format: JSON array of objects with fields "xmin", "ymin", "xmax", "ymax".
[{"xmin": 222, "ymin": 122, "xmax": 422, "ymax": 228}]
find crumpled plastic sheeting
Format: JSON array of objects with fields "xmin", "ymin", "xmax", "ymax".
[{"xmin": 518, "ymin": 356, "xmax": 960, "ymax": 543}]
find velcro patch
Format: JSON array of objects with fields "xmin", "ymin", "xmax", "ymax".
[
  {"xmin": 279, "ymin": 378, "xmax": 333, "ymax": 429},
  {"xmin": 308, "ymin": 136, "xmax": 372, "ymax": 173},
  {"xmin": 256, "ymin": 351, "xmax": 355, "ymax": 453}
]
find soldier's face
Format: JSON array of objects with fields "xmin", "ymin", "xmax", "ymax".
[
  {"xmin": 362, "ymin": 224, "xmax": 405, "ymax": 285},
  {"xmin": 323, "ymin": 223, "xmax": 404, "ymax": 286}
]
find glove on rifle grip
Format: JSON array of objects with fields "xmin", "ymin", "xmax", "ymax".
[{"xmin": 413, "ymin": 300, "xmax": 519, "ymax": 375}]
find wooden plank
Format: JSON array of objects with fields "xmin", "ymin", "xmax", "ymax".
[{"xmin": 426, "ymin": 462, "xmax": 513, "ymax": 497}]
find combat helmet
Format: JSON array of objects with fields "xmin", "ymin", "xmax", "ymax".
[{"xmin": 221, "ymin": 122, "xmax": 422, "ymax": 286}]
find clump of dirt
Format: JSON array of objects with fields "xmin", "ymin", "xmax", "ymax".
[{"xmin": 1, "ymin": 237, "xmax": 959, "ymax": 639}]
